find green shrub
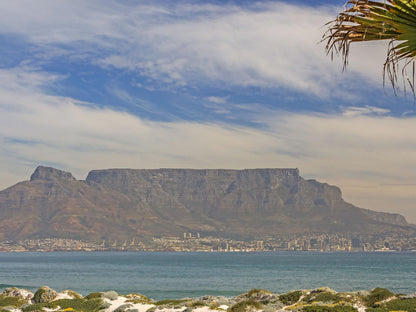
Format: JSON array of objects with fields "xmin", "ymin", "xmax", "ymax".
[
  {"xmin": 125, "ymin": 293, "xmax": 152, "ymax": 304},
  {"xmin": 303, "ymin": 292, "xmax": 343, "ymax": 304},
  {"xmin": 22, "ymin": 303, "xmax": 48, "ymax": 312},
  {"xmin": 85, "ymin": 292, "xmax": 102, "ymax": 300},
  {"xmin": 209, "ymin": 304, "xmax": 224, "ymax": 311},
  {"xmin": 124, "ymin": 293, "xmax": 150, "ymax": 300},
  {"xmin": 365, "ymin": 288, "xmax": 394, "ymax": 307},
  {"xmin": 279, "ymin": 290, "xmax": 303, "ymax": 305},
  {"xmin": 246, "ymin": 289, "xmax": 271, "ymax": 297},
  {"xmin": 49, "ymin": 298, "xmax": 103, "ymax": 312},
  {"xmin": 302, "ymin": 305, "xmax": 357, "ymax": 312},
  {"xmin": 0, "ymin": 295, "xmax": 28, "ymax": 308},
  {"xmin": 125, "ymin": 299, "xmax": 152, "ymax": 305},
  {"xmin": 367, "ymin": 298, "xmax": 416, "ymax": 312},
  {"xmin": 227, "ymin": 299, "xmax": 263, "ymax": 312},
  {"xmin": 22, "ymin": 298, "xmax": 104, "ymax": 312}
]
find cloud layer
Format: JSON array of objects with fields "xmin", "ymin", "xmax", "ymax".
[{"xmin": 0, "ymin": 1, "xmax": 390, "ymax": 98}]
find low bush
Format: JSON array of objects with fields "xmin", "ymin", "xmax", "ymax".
[
  {"xmin": 85, "ymin": 292, "xmax": 102, "ymax": 300},
  {"xmin": 365, "ymin": 288, "xmax": 394, "ymax": 307},
  {"xmin": 0, "ymin": 295, "xmax": 28, "ymax": 308},
  {"xmin": 367, "ymin": 298, "xmax": 416, "ymax": 312},
  {"xmin": 227, "ymin": 299, "xmax": 263, "ymax": 312},
  {"xmin": 303, "ymin": 292, "xmax": 343, "ymax": 304},
  {"xmin": 22, "ymin": 298, "xmax": 103, "ymax": 312},
  {"xmin": 302, "ymin": 305, "xmax": 357, "ymax": 312},
  {"xmin": 49, "ymin": 298, "xmax": 103, "ymax": 312},
  {"xmin": 246, "ymin": 289, "xmax": 271, "ymax": 297},
  {"xmin": 22, "ymin": 303, "xmax": 48, "ymax": 312},
  {"xmin": 279, "ymin": 290, "xmax": 303, "ymax": 305},
  {"xmin": 125, "ymin": 293, "xmax": 152, "ymax": 304}
]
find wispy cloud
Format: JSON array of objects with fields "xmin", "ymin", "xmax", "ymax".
[
  {"xmin": 342, "ymin": 106, "xmax": 391, "ymax": 117},
  {"xmin": 0, "ymin": 1, "xmax": 390, "ymax": 98}
]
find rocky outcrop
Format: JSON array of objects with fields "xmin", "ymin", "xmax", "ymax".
[
  {"xmin": 30, "ymin": 166, "xmax": 76, "ymax": 182},
  {"xmin": 33, "ymin": 286, "xmax": 58, "ymax": 303},
  {"xmin": 0, "ymin": 166, "xmax": 412, "ymax": 241},
  {"xmin": 0, "ymin": 287, "xmax": 33, "ymax": 300}
]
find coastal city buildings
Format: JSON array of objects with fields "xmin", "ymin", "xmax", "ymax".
[{"xmin": 0, "ymin": 232, "xmax": 415, "ymax": 252}]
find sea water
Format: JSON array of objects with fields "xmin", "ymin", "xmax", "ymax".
[{"xmin": 0, "ymin": 251, "xmax": 415, "ymax": 300}]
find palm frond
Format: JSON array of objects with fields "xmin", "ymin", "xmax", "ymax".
[{"xmin": 323, "ymin": 0, "xmax": 416, "ymax": 96}]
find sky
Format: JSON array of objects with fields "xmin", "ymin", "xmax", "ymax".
[{"xmin": 1, "ymin": 0, "xmax": 416, "ymax": 223}]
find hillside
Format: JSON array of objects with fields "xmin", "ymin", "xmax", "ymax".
[{"xmin": 0, "ymin": 166, "xmax": 412, "ymax": 241}]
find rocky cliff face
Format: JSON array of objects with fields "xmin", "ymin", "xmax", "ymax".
[
  {"xmin": 30, "ymin": 166, "xmax": 76, "ymax": 182},
  {"xmin": 0, "ymin": 166, "xmax": 411, "ymax": 241}
]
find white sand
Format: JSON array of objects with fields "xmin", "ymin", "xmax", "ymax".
[{"xmin": 103, "ymin": 296, "xmax": 155, "ymax": 312}]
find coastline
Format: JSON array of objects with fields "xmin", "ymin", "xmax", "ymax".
[{"xmin": 1, "ymin": 286, "xmax": 415, "ymax": 312}]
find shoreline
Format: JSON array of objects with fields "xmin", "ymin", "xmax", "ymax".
[{"xmin": 1, "ymin": 286, "xmax": 416, "ymax": 312}]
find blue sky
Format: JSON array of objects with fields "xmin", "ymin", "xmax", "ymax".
[{"xmin": 1, "ymin": 0, "xmax": 416, "ymax": 222}]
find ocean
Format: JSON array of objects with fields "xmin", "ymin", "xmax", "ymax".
[{"xmin": 0, "ymin": 251, "xmax": 415, "ymax": 300}]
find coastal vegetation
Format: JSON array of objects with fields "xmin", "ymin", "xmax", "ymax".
[
  {"xmin": 227, "ymin": 299, "xmax": 263, "ymax": 312},
  {"xmin": 0, "ymin": 295, "xmax": 27, "ymax": 309},
  {"xmin": 22, "ymin": 298, "xmax": 104, "ymax": 312},
  {"xmin": 1, "ymin": 286, "xmax": 416, "ymax": 312},
  {"xmin": 367, "ymin": 297, "xmax": 416, "ymax": 312},
  {"xmin": 364, "ymin": 288, "xmax": 394, "ymax": 307},
  {"xmin": 302, "ymin": 305, "xmax": 357, "ymax": 312},
  {"xmin": 303, "ymin": 290, "xmax": 343, "ymax": 304},
  {"xmin": 124, "ymin": 293, "xmax": 152, "ymax": 305},
  {"xmin": 279, "ymin": 290, "xmax": 303, "ymax": 305}
]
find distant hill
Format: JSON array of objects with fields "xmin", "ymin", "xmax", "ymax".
[{"xmin": 0, "ymin": 166, "xmax": 413, "ymax": 241}]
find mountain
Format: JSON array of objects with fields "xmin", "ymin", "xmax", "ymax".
[{"xmin": 0, "ymin": 166, "xmax": 412, "ymax": 241}]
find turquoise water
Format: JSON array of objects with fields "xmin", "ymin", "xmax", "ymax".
[{"xmin": 0, "ymin": 251, "xmax": 415, "ymax": 299}]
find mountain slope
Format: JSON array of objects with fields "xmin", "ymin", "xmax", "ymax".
[{"xmin": 0, "ymin": 166, "xmax": 412, "ymax": 241}]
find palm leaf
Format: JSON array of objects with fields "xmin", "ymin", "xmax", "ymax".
[{"xmin": 323, "ymin": 0, "xmax": 416, "ymax": 96}]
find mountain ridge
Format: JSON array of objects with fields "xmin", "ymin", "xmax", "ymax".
[{"xmin": 0, "ymin": 166, "xmax": 412, "ymax": 241}]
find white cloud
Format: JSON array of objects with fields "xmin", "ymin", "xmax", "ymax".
[
  {"xmin": 342, "ymin": 105, "xmax": 390, "ymax": 117},
  {"xmin": 1, "ymin": 66, "xmax": 416, "ymax": 222},
  {"xmin": 0, "ymin": 1, "xmax": 390, "ymax": 97},
  {"xmin": 206, "ymin": 96, "xmax": 229, "ymax": 105}
]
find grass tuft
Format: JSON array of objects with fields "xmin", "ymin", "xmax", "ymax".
[{"xmin": 227, "ymin": 299, "xmax": 263, "ymax": 312}]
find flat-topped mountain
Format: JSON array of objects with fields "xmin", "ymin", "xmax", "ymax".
[{"xmin": 0, "ymin": 166, "xmax": 412, "ymax": 241}]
